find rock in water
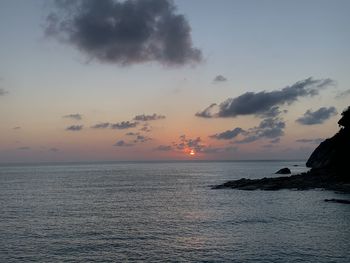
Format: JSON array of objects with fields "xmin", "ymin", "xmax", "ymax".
[{"xmin": 275, "ymin": 168, "xmax": 291, "ymax": 174}]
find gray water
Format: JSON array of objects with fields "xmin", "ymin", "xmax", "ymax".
[{"xmin": 0, "ymin": 161, "xmax": 349, "ymax": 262}]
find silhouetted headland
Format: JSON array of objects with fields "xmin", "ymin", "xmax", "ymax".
[{"xmin": 213, "ymin": 106, "xmax": 350, "ymax": 193}]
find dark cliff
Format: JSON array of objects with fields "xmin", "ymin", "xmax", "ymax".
[
  {"xmin": 306, "ymin": 106, "xmax": 350, "ymax": 181},
  {"xmin": 214, "ymin": 106, "xmax": 350, "ymax": 191}
]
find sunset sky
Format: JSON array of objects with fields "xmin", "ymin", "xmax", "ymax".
[{"xmin": 0, "ymin": 0, "xmax": 349, "ymax": 163}]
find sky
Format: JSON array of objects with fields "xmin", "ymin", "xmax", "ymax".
[{"xmin": 0, "ymin": 0, "xmax": 349, "ymax": 163}]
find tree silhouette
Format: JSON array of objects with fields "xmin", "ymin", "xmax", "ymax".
[{"xmin": 338, "ymin": 106, "xmax": 350, "ymax": 128}]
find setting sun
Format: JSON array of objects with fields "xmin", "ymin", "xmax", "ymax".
[{"xmin": 189, "ymin": 149, "xmax": 195, "ymax": 156}]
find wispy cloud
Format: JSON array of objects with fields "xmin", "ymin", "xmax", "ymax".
[
  {"xmin": 335, "ymin": 89, "xmax": 350, "ymax": 99},
  {"xmin": 196, "ymin": 78, "xmax": 335, "ymax": 118},
  {"xmin": 154, "ymin": 145, "xmax": 173, "ymax": 151},
  {"xmin": 296, "ymin": 107, "xmax": 337, "ymax": 125},
  {"xmin": 296, "ymin": 138, "xmax": 324, "ymax": 144},
  {"xmin": 46, "ymin": 0, "xmax": 202, "ymax": 66},
  {"xmin": 17, "ymin": 146, "xmax": 31, "ymax": 150},
  {"xmin": 133, "ymin": 114, "xmax": 165, "ymax": 121},
  {"xmin": 213, "ymin": 75, "xmax": 227, "ymax": 83},
  {"xmin": 91, "ymin": 122, "xmax": 110, "ymax": 129},
  {"xmin": 114, "ymin": 140, "xmax": 134, "ymax": 147},
  {"xmin": 63, "ymin": 113, "xmax": 82, "ymax": 121},
  {"xmin": 210, "ymin": 128, "xmax": 245, "ymax": 140},
  {"xmin": 0, "ymin": 88, "xmax": 8, "ymax": 96},
  {"xmin": 49, "ymin": 147, "xmax": 60, "ymax": 152},
  {"xmin": 111, "ymin": 121, "xmax": 138, "ymax": 130},
  {"xmin": 66, "ymin": 125, "xmax": 83, "ymax": 131}
]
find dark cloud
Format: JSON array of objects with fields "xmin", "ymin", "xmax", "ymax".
[
  {"xmin": 0, "ymin": 88, "xmax": 8, "ymax": 96},
  {"xmin": 46, "ymin": 0, "xmax": 202, "ymax": 66},
  {"xmin": 235, "ymin": 117, "xmax": 285, "ymax": 144},
  {"xmin": 17, "ymin": 146, "xmax": 31, "ymax": 150},
  {"xmin": 91, "ymin": 122, "xmax": 110, "ymax": 129},
  {"xmin": 335, "ymin": 89, "xmax": 350, "ymax": 99},
  {"xmin": 134, "ymin": 135, "xmax": 152, "ymax": 143},
  {"xmin": 196, "ymin": 78, "xmax": 335, "ymax": 118},
  {"xmin": 296, "ymin": 138, "xmax": 324, "ymax": 144},
  {"xmin": 114, "ymin": 140, "xmax": 134, "ymax": 147},
  {"xmin": 133, "ymin": 113, "xmax": 165, "ymax": 121},
  {"xmin": 66, "ymin": 125, "xmax": 83, "ymax": 131},
  {"xmin": 213, "ymin": 75, "xmax": 227, "ymax": 82},
  {"xmin": 63, "ymin": 113, "xmax": 82, "ymax": 121},
  {"xmin": 210, "ymin": 127, "xmax": 244, "ymax": 140},
  {"xmin": 154, "ymin": 145, "xmax": 172, "ymax": 151},
  {"xmin": 296, "ymin": 107, "xmax": 337, "ymax": 125},
  {"xmin": 111, "ymin": 121, "xmax": 138, "ymax": 129}
]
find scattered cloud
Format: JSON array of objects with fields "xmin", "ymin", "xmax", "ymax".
[
  {"xmin": 13, "ymin": 126, "xmax": 21, "ymax": 130},
  {"xmin": 296, "ymin": 138, "xmax": 324, "ymax": 144},
  {"xmin": 140, "ymin": 123, "xmax": 151, "ymax": 132},
  {"xmin": 296, "ymin": 107, "xmax": 337, "ymax": 125},
  {"xmin": 154, "ymin": 145, "xmax": 172, "ymax": 151},
  {"xmin": 213, "ymin": 75, "xmax": 227, "ymax": 82},
  {"xmin": 196, "ymin": 77, "xmax": 335, "ymax": 118},
  {"xmin": 335, "ymin": 89, "xmax": 350, "ymax": 99},
  {"xmin": 91, "ymin": 122, "xmax": 110, "ymax": 129},
  {"xmin": 134, "ymin": 135, "xmax": 152, "ymax": 143},
  {"xmin": 114, "ymin": 140, "xmax": 134, "ymax": 147},
  {"xmin": 126, "ymin": 132, "xmax": 140, "ymax": 136},
  {"xmin": 133, "ymin": 113, "xmax": 165, "ymax": 121},
  {"xmin": 210, "ymin": 127, "xmax": 245, "ymax": 140},
  {"xmin": 46, "ymin": 0, "xmax": 202, "ymax": 66},
  {"xmin": 111, "ymin": 121, "xmax": 138, "ymax": 129},
  {"xmin": 63, "ymin": 113, "xmax": 82, "ymax": 121},
  {"xmin": 66, "ymin": 125, "xmax": 83, "ymax": 131},
  {"xmin": 0, "ymin": 88, "xmax": 8, "ymax": 96}
]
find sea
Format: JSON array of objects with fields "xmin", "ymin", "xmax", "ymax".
[{"xmin": 0, "ymin": 160, "xmax": 349, "ymax": 262}]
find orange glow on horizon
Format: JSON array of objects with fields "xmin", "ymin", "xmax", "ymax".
[{"xmin": 189, "ymin": 149, "xmax": 195, "ymax": 156}]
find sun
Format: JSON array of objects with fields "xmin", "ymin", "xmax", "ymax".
[{"xmin": 189, "ymin": 149, "xmax": 195, "ymax": 156}]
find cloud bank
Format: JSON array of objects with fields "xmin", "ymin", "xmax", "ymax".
[
  {"xmin": 296, "ymin": 107, "xmax": 337, "ymax": 125},
  {"xmin": 196, "ymin": 78, "xmax": 335, "ymax": 118},
  {"xmin": 46, "ymin": 0, "xmax": 202, "ymax": 66}
]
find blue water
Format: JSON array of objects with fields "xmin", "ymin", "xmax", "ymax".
[{"xmin": 0, "ymin": 161, "xmax": 349, "ymax": 262}]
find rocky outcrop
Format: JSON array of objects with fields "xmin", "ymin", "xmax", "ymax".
[
  {"xmin": 213, "ymin": 106, "xmax": 350, "ymax": 192},
  {"xmin": 275, "ymin": 168, "xmax": 291, "ymax": 174}
]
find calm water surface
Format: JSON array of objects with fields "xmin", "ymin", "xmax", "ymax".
[{"xmin": 0, "ymin": 161, "xmax": 349, "ymax": 262}]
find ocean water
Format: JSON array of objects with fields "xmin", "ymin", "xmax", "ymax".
[{"xmin": 0, "ymin": 161, "xmax": 349, "ymax": 262}]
